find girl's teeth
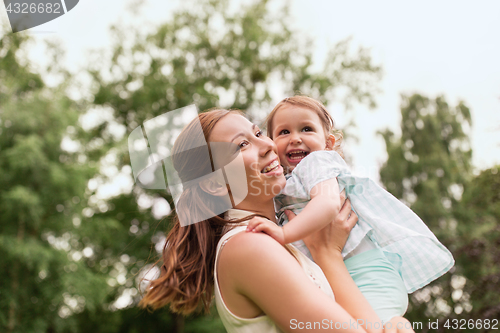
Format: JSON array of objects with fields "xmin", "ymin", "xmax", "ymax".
[{"xmin": 288, "ymin": 151, "xmax": 308, "ymax": 160}]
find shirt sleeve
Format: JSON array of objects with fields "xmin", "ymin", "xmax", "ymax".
[{"xmin": 290, "ymin": 151, "xmax": 346, "ymax": 196}]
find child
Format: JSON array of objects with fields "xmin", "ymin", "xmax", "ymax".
[{"xmin": 246, "ymin": 95, "xmax": 454, "ymax": 324}]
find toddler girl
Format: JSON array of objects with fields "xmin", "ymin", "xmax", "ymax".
[{"xmin": 247, "ymin": 95, "xmax": 454, "ymax": 324}]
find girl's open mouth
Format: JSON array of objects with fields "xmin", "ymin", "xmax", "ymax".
[{"xmin": 287, "ymin": 150, "xmax": 309, "ymax": 161}]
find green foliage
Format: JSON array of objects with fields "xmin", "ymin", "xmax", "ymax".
[
  {"xmin": 453, "ymin": 167, "xmax": 500, "ymax": 322},
  {"xmin": 379, "ymin": 93, "xmax": 499, "ymax": 332},
  {"xmin": 87, "ymin": 0, "xmax": 381, "ymax": 133},
  {"xmin": 0, "ymin": 32, "xmax": 110, "ymax": 333},
  {"xmin": 380, "ymin": 94, "xmax": 472, "ymax": 231}
]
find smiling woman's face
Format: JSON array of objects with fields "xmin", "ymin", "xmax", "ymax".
[{"xmin": 209, "ymin": 113, "xmax": 286, "ymax": 202}]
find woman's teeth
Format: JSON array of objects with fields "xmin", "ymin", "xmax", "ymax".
[
  {"xmin": 287, "ymin": 151, "xmax": 308, "ymax": 160},
  {"xmin": 262, "ymin": 160, "xmax": 279, "ymax": 173}
]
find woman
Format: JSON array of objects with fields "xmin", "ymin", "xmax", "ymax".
[{"xmin": 139, "ymin": 109, "xmax": 413, "ymax": 333}]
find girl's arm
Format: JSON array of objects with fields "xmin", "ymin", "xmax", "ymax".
[
  {"xmin": 246, "ymin": 178, "xmax": 341, "ymax": 244},
  {"xmin": 283, "ymin": 178, "xmax": 341, "ymax": 243}
]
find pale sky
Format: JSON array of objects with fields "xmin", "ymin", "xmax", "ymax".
[{"xmin": 2, "ymin": 0, "xmax": 499, "ymax": 179}]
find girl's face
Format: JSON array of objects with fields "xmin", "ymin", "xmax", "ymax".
[
  {"xmin": 209, "ymin": 114, "xmax": 286, "ymax": 201},
  {"xmin": 271, "ymin": 105, "xmax": 333, "ymax": 172}
]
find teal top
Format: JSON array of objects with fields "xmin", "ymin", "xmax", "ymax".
[
  {"xmin": 344, "ymin": 248, "xmax": 408, "ymax": 323},
  {"xmin": 275, "ymin": 150, "xmax": 454, "ymax": 293}
]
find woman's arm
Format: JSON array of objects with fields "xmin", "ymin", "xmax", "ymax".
[{"xmin": 219, "ymin": 231, "xmax": 371, "ymax": 333}]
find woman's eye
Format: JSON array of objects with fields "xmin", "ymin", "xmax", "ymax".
[
  {"xmin": 302, "ymin": 127, "xmax": 313, "ymax": 132},
  {"xmin": 239, "ymin": 140, "xmax": 249, "ymax": 148},
  {"xmin": 279, "ymin": 129, "xmax": 289, "ymax": 135},
  {"xmin": 255, "ymin": 130, "xmax": 263, "ymax": 137}
]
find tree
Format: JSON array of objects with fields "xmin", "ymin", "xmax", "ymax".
[
  {"xmin": 87, "ymin": 0, "xmax": 381, "ymax": 130},
  {"xmin": 452, "ymin": 166, "xmax": 500, "ymax": 327},
  {"xmin": 379, "ymin": 93, "xmax": 472, "ymax": 232},
  {"xmin": 0, "ymin": 31, "xmax": 111, "ymax": 333},
  {"xmin": 379, "ymin": 93, "xmax": 500, "ymax": 331}
]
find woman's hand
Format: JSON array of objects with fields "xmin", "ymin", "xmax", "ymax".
[{"xmin": 296, "ymin": 189, "xmax": 358, "ymax": 262}]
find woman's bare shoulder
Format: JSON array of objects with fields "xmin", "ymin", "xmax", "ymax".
[{"xmin": 218, "ymin": 230, "xmax": 299, "ymax": 271}]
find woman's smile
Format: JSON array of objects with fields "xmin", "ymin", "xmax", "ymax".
[
  {"xmin": 261, "ymin": 159, "xmax": 282, "ymax": 175},
  {"xmin": 209, "ymin": 113, "xmax": 286, "ymax": 200}
]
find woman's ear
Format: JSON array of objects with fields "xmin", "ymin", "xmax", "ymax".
[
  {"xmin": 325, "ymin": 134, "xmax": 336, "ymax": 150},
  {"xmin": 199, "ymin": 177, "xmax": 228, "ymax": 197}
]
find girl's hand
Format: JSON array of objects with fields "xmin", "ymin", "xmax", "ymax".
[
  {"xmin": 297, "ymin": 189, "xmax": 358, "ymax": 262},
  {"xmin": 246, "ymin": 217, "xmax": 285, "ymax": 245}
]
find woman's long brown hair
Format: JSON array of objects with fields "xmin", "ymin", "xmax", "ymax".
[{"xmin": 139, "ymin": 109, "xmax": 256, "ymax": 315}]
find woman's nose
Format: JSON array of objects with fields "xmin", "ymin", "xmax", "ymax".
[{"xmin": 259, "ymin": 136, "xmax": 276, "ymax": 157}]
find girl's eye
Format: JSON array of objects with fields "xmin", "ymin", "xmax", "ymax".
[
  {"xmin": 302, "ymin": 127, "xmax": 313, "ymax": 132},
  {"xmin": 239, "ymin": 140, "xmax": 249, "ymax": 148},
  {"xmin": 278, "ymin": 129, "xmax": 289, "ymax": 135},
  {"xmin": 255, "ymin": 130, "xmax": 263, "ymax": 137}
]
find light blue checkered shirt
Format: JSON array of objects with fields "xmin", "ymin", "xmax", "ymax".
[{"xmin": 275, "ymin": 151, "xmax": 454, "ymax": 293}]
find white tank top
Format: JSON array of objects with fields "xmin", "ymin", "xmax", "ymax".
[{"xmin": 214, "ymin": 209, "xmax": 335, "ymax": 333}]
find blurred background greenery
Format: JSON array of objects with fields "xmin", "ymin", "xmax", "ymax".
[{"xmin": 1, "ymin": 0, "xmax": 499, "ymax": 332}]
